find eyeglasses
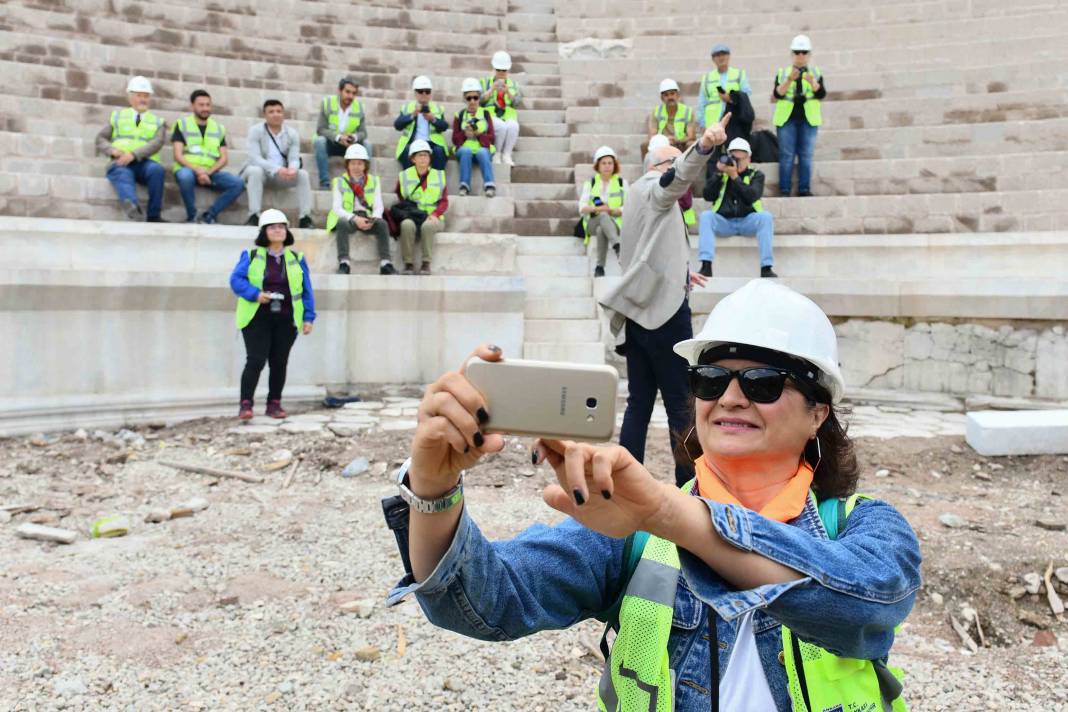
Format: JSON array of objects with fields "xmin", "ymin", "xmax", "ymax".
[
  {"xmin": 464, "ymin": 94, "xmax": 480, "ymax": 101},
  {"xmin": 689, "ymin": 365, "xmax": 813, "ymax": 403},
  {"xmin": 792, "ymin": 50, "xmax": 809, "ymax": 55},
  {"xmin": 415, "ymin": 89, "xmax": 431, "ymax": 94}
]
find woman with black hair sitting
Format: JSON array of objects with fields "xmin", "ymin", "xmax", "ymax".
[{"xmin": 229, "ymin": 209, "xmax": 316, "ymax": 420}]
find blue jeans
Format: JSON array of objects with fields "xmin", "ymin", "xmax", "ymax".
[
  {"xmin": 314, "ymin": 136, "xmax": 373, "ymax": 188},
  {"xmin": 620, "ymin": 299, "xmax": 694, "ymax": 486},
  {"xmin": 456, "ymin": 146, "xmax": 495, "ymax": 189},
  {"xmin": 777, "ymin": 117, "xmax": 818, "ymax": 194},
  {"xmin": 698, "ymin": 210, "xmax": 775, "ymax": 266},
  {"xmin": 174, "ymin": 168, "xmax": 245, "ymax": 221},
  {"xmin": 106, "ymin": 160, "xmax": 165, "ymax": 219}
]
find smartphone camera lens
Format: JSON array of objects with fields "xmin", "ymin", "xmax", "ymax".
[{"xmin": 586, "ymin": 397, "xmax": 598, "ymax": 409}]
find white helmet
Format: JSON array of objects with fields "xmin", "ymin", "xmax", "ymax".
[
  {"xmin": 258, "ymin": 208, "xmax": 289, "ymax": 228},
  {"xmin": 344, "ymin": 144, "xmax": 369, "ymax": 162},
  {"xmin": 461, "ymin": 77, "xmax": 482, "ymax": 95},
  {"xmin": 593, "ymin": 145, "xmax": 617, "ymax": 163},
  {"xmin": 658, "ymin": 78, "xmax": 680, "ymax": 94},
  {"xmin": 408, "ymin": 139, "xmax": 432, "ymax": 157},
  {"xmin": 647, "ymin": 135, "xmax": 670, "ymax": 152},
  {"xmin": 412, "ymin": 75, "xmax": 433, "ymax": 91},
  {"xmin": 126, "ymin": 75, "xmax": 153, "ymax": 94},
  {"xmin": 726, "ymin": 137, "xmax": 752, "ymax": 155},
  {"xmin": 491, "ymin": 51, "xmax": 512, "ymax": 71},
  {"xmin": 673, "ymin": 280, "xmax": 846, "ymax": 403},
  {"xmin": 790, "ymin": 34, "xmax": 813, "ymax": 52}
]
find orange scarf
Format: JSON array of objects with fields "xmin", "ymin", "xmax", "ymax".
[{"xmin": 694, "ymin": 458, "xmax": 814, "ymax": 523}]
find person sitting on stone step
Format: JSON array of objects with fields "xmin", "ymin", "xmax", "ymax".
[
  {"xmin": 328, "ymin": 144, "xmax": 396, "ymax": 276},
  {"xmin": 171, "ymin": 89, "xmax": 245, "ymax": 224},
  {"xmin": 452, "ymin": 78, "xmax": 497, "ymax": 198},
  {"xmin": 579, "ymin": 146, "xmax": 627, "ymax": 278},
  {"xmin": 393, "ymin": 140, "xmax": 448, "ymax": 275},
  {"xmin": 314, "ymin": 76, "xmax": 371, "ymax": 190},
  {"xmin": 647, "ymin": 78, "xmax": 695, "ymax": 153},
  {"xmin": 698, "ymin": 137, "xmax": 777, "ymax": 279},
  {"xmin": 697, "ymin": 43, "xmax": 751, "ymax": 130},
  {"xmin": 241, "ymin": 99, "xmax": 314, "ymax": 228},
  {"xmin": 394, "ymin": 76, "xmax": 449, "ymax": 171},
  {"xmin": 480, "ymin": 51, "xmax": 522, "ymax": 166},
  {"xmin": 96, "ymin": 75, "xmax": 167, "ymax": 222}
]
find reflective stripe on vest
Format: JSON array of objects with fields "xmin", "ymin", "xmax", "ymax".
[
  {"xmin": 702, "ymin": 67, "xmax": 744, "ymax": 127},
  {"xmin": 773, "ymin": 65, "xmax": 822, "ymax": 127},
  {"xmin": 175, "ymin": 115, "xmax": 224, "ymax": 172},
  {"xmin": 455, "ymin": 109, "xmax": 495, "ymax": 154},
  {"xmin": 110, "ymin": 107, "xmax": 164, "ymax": 163},
  {"xmin": 711, "ymin": 171, "xmax": 763, "ymax": 214},
  {"xmin": 395, "ymin": 101, "xmax": 447, "ymax": 158},
  {"xmin": 326, "ymin": 173, "xmax": 379, "ymax": 232},
  {"xmin": 399, "ymin": 167, "xmax": 446, "ymax": 224},
  {"xmin": 480, "ymin": 76, "xmax": 518, "ymax": 122},
  {"xmin": 653, "ymin": 103, "xmax": 693, "ymax": 142},
  {"xmin": 234, "ymin": 247, "xmax": 305, "ymax": 329},
  {"xmin": 583, "ymin": 174, "xmax": 625, "ymax": 245},
  {"xmin": 323, "ymin": 94, "xmax": 362, "ymax": 135}
]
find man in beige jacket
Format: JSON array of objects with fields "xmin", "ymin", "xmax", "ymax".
[{"xmin": 599, "ymin": 112, "xmax": 730, "ymax": 485}]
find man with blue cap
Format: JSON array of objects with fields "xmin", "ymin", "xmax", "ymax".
[{"xmin": 697, "ymin": 43, "xmax": 751, "ymax": 130}]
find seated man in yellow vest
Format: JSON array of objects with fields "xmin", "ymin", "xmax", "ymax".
[
  {"xmin": 579, "ymin": 146, "xmax": 627, "ymax": 278},
  {"xmin": 773, "ymin": 34, "xmax": 826, "ymax": 197},
  {"xmin": 647, "ymin": 78, "xmax": 695, "ymax": 152},
  {"xmin": 171, "ymin": 89, "xmax": 245, "ymax": 224},
  {"xmin": 393, "ymin": 140, "xmax": 447, "ymax": 275},
  {"xmin": 452, "ymin": 78, "xmax": 497, "ymax": 198},
  {"xmin": 697, "ymin": 43, "xmax": 751, "ymax": 130},
  {"xmin": 393, "ymin": 76, "xmax": 449, "ymax": 171},
  {"xmin": 698, "ymin": 137, "xmax": 776, "ymax": 279},
  {"xmin": 95, "ymin": 75, "xmax": 167, "ymax": 222},
  {"xmin": 328, "ymin": 144, "xmax": 396, "ymax": 276},
  {"xmin": 480, "ymin": 51, "xmax": 522, "ymax": 166},
  {"xmin": 314, "ymin": 76, "xmax": 370, "ymax": 190}
]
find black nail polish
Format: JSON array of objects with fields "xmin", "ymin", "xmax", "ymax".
[
  {"xmin": 601, "ymin": 490, "xmax": 612, "ymax": 500},
  {"xmin": 531, "ymin": 450, "xmax": 538, "ymax": 465},
  {"xmin": 473, "ymin": 431, "xmax": 484, "ymax": 448},
  {"xmin": 476, "ymin": 407, "xmax": 489, "ymax": 425},
  {"xmin": 464, "ymin": 444, "xmax": 471, "ymax": 454},
  {"xmin": 488, "ymin": 344, "xmax": 501, "ymax": 353},
  {"xmin": 573, "ymin": 489, "xmax": 586, "ymax": 506}
]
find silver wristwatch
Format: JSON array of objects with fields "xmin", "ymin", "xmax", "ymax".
[{"xmin": 394, "ymin": 458, "xmax": 465, "ymax": 514}]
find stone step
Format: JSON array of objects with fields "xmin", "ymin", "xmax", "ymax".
[
  {"xmin": 516, "ymin": 236, "xmax": 588, "ymax": 256},
  {"xmin": 511, "ymin": 166, "xmax": 575, "ymax": 184},
  {"xmin": 520, "ymin": 123, "xmax": 570, "ymax": 138},
  {"xmin": 525, "ymin": 275, "xmax": 592, "ymax": 297},
  {"xmin": 522, "ymin": 341, "xmax": 605, "ymax": 364},
  {"xmin": 516, "ymin": 200, "xmax": 579, "ymax": 219},
  {"xmin": 966, "ymin": 410, "xmax": 1068, "ymax": 456},
  {"xmin": 558, "ymin": 0, "xmax": 1054, "ymax": 17},
  {"xmin": 504, "ymin": 12, "xmax": 559, "ymax": 32},
  {"xmin": 524, "ymin": 296, "xmax": 598, "ymax": 320},
  {"xmin": 515, "ymin": 136, "xmax": 571, "ymax": 153},
  {"xmin": 524, "ymin": 319, "xmax": 602, "ymax": 343},
  {"xmin": 517, "ymin": 254, "xmax": 589, "ymax": 276},
  {"xmin": 512, "ymin": 183, "xmax": 578, "ymax": 201},
  {"xmin": 512, "ymin": 151, "xmax": 573, "ymax": 167}
]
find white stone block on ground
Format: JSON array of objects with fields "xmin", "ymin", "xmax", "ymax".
[
  {"xmin": 228, "ymin": 425, "xmax": 278, "ymax": 434},
  {"xmin": 343, "ymin": 401, "xmax": 384, "ymax": 410},
  {"xmin": 279, "ymin": 422, "xmax": 325, "ymax": 434},
  {"xmin": 965, "ymin": 409, "xmax": 1068, "ymax": 456},
  {"xmin": 380, "ymin": 420, "xmax": 418, "ymax": 431}
]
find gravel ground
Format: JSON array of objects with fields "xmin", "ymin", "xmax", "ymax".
[{"xmin": 1, "ymin": 391, "xmax": 1066, "ymax": 711}]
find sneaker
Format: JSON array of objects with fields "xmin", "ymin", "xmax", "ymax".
[
  {"xmin": 403, "ymin": 263, "xmax": 415, "ymax": 275},
  {"xmin": 761, "ymin": 266, "xmax": 779, "ymax": 278},
  {"xmin": 594, "ymin": 266, "xmax": 605, "ymax": 278},
  {"xmin": 338, "ymin": 262, "xmax": 351, "ymax": 275},
  {"xmin": 185, "ymin": 215, "xmax": 197, "ymax": 224},
  {"xmin": 122, "ymin": 199, "xmax": 143, "ymax": 221},
  {"xmin": 146, "ymin": 216, "xmax": 168, "ymax": 223},
  {"xmin": 420, "ymin": 262, "xmax": 432, "ymax": 275},
  {"xmin": 238, "ymin": 400, "xmax": 254, "ymax": 420},
  {"xmin": 380, "ymin": 262, "xmax": 397, "ymax": 275},
  {"xmin": 319, "ymin": 182, "xmax": 330, "ymax": 191},
  {"xmin": 485, "ymin": 185, "xmax": 496, "ymax": 198},
  {"xmin": 298, "ymin": 216, "xmax": 314, "ymax": 229},
  {"xmin": 458, "ymin": 183, "xmax": 470, "ymax": 196},
  {"xmin": 492, "ymin": 154, "xmax": 502, "ymax": 165},
  {"xmin": 197, "ymin": 211, "xmax": 216, "ymax": 225},
  {"xmin": 798, "ymin": 190, "xmax": 813, "ymax": 198},
  {"xmin": 503, "ymin": 153, "xmax": 515, "ymax": 166},
  {"xmin": 612, "ymin": 243, "xmax": 620, "ymax": 257},
  {"xmin": 699, "ymin": 261, "xmax": 713, "ymax": 278},
  {"xmin": 245, "ymin": 213, "xmax": 259, "ymax": 226},
  {"xmin": 265, "ymin": 400, "xmax": 287, "ymax": 419}
]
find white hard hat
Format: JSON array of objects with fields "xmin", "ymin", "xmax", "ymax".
[
  {"xmin": 408, "ymin": 139, "xmax": 432, "ymax": 157},
  {"xmin": 659, "ymin": 78, "xmax": 680, "ymax": 94},
  {"xmin": 593, "ymin": 145, "xmax": 617, "ymax": 162},
  {"xmin": 344, "ymin": 144, "xmax": 369, "ymax": 162},
  {"xmin": 126, "ymin": 75, "xmax": 153, "ymax": 94},
  {"xmin": 412, "ymin": 75, "xmax": 433, "ymax": 91},
  {"xmin": 647, "ymin": 135, "xmax": 670, "ymax": 151},
  {"xmin": 790, "ymin": 34, "xmax": 813, "ymax": 52},
  {"xmin": 673, "ymin": 280, "xmax": 846, "ymax": 403},
  {"xmin": 258, "ymin": 208, "xmax": 289, "ymax": 228},
  {"xmin": 726, "ymin": 137, "xmax": 752, "ymax": 155},
  {"xmin": 491, "ymin": 51, "xmax": 512, "ymax": 71},
  {"xmin": 461, "ymin": 77, "xmax": 482, "ymax": 94}
]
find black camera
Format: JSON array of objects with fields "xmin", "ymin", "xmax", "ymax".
[
  {"xmin": 420, "ymin": 104, "xmax": 430, "ymax": 114},
  {"xmin": 467, "ymin": 118, "xmax": 479, "ymax": 129},
  {"xmin": 797, "ymin": 66, "xmax": 808, "ymax": 75},
  {"xmin": 355, "ymin": 209, "xmax": 369, "ymax": 219},
  {"xmin": 718, "ymin": 154, "xmax": 735, "ymax": 167}
]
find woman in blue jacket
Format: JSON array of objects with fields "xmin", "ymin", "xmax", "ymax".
[{"xmin": 229, "ymin": 209, "xmax": 315, "ymax": 420}]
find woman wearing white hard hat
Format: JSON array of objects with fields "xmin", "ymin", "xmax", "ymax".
[
  {"xmin": 230, "ymin": 209, "xmax": 316, "ymax": 420},
  {"xmin": 773, "ymin": 34, "xmax": 826, "ymax": 197},
  {"xmin": 388, "ymin": 279, "xmax": 919, "ymax": 712},
  {"xmin": 327, "ymin": 143, "xmax": 396, "ymax": 275},
  {"xmin": 394, "ymin": 76, "xmax": 449, "ymax": 171},
  {"xmin": 579, "ymin": 146, "xmax": 627, "ymax": 277},
  {"xmin": 480, "ymin": 51, "xmax": 522, "ymax": 165},
  {"xmin": 391, "ymin": 140, "xmax": 447, "ymax": 275},
  {"xmin": 97, "ymin": 75, "xmax": 167, "ymax": 222},
  {"xmin": 452, "ymin": 78, "xmax": 497, "ymax": 198}
]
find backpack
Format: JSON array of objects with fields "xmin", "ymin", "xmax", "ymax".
[{"xmin": 749, "ymin": 129, "xmax": 779, "ymax": 164}]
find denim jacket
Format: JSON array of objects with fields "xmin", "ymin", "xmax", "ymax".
[{"xmin": 387, "ymin": 493, "xmax": 922, "ymax": 711}]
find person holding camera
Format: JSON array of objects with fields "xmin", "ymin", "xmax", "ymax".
[
  {"xmin": 394, "ymin": 76, "xmax": 449, "ymax": 171},
  {"xmin": 697, "ymin": 44, "xmax": 750, "ymax": 130},
  {"xmin": 773, "ymin": 35, "xmax": 826, "ymax": 197},
  {"xmin": 647, "ymin": 78, "xmax": 696, "ymax": 152},
  {"xmin": 229, "ymin": 209, "xmax": 316, "ymax": 421},
  {"xmin": 579, "ymin": 146, "xmax": 627, "ymax": 278},
  {"xmin": 394, "ymin": 140, "xmax": 448, "ymax": 275},
  {"xmin": 698, "ymin": 138, "xmax": 777, "ymax": 279},
  {"xmin": 314, "ymin": 76, "xmax": 370, "ymax": 190},
  {"xmin": 480, "ymin": 51, "xmax": 522, "ymax": 166},
  {"xmin": 452, "ymin": 78, "xmax": 497, "ymax": 198},
  {"xmin": 327, "ymin": 144, "xmax": 396, "ymax": 275}
]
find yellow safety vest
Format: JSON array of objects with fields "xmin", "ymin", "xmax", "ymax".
[
  {"xmin": 480, "ymin": 76, "xmax": 519, "ymax": 122},
  {"xmin": 583, "ymin": 174, "xmax": 625, "ymax": 244},
  {"xmin": 109, "ymin": 107, "xmax": 164, "ymax": 163},
  {"xmin": 652, "ymin": 103, "xmax": 694, "ymax": 142},
  {"xmin": 322, "ymin": 94, "xmax": 363, "ymax": 135},
  {"xmin": 395, "ymin": 101, "xmax": 448, "ymax": 159},
  {"xmin": 399, "ymin": 166, "xmax": 446, "ymax": 225},
  {"xmin": 234, "ymin": 247, "xmax": 305, "ymax": 330},
  {"xmin": 326, "ymin": 174, "xmax": 379, "ymax": 232},
  {"xmin": 701, "ymin": 67, "xmax": 746, "ymax": 128},
  {"xmin": 774, "ymin": 65, "xmax": 823, "ymax": 127},
  {"xmin": 174, "ymin": 115, "xmax": 224, "ymax": 172},
  {"xmin": 454, "ymin": 109, "xmax": 495, "ymax": 154},
  {"xmin": 711, "ymin": 171, "xmax": 763, "ymax": 213}
]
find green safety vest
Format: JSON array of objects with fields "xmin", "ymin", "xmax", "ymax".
[
  {"xmin": 701, "ymin": 67, "xmax": 746, "ymax": 128},
  {"xmin": 395, "ymin": 101, "xmax": 448, "ymax": 159},
  {"xmin": 583, "ymin": 175, "xmax": 625, "ymax": 244},
  {"xmin": 682, "ymin": 205, "xmax": 696, "ymax": 226},
  {"xmin": 652, "ymin": 102, "xmax": 694, "ymax": 142},
  {"xmin": 323, "ymin": 94, "xmax": 363, "ymax": 135},
  {"xmin": 234, "ymin": 247, "xmax": 305, "ymax": 330},
  {"xmin": 480, "ymin": 76, "xmax": 519, "ymax": 122},
  {"xmin": 597, "ymin": 484, "xmax": 907, "ymax": 712},
  {"xmin": 454, "ymin": 108, "xmax": 495, "ymax": 154},
  {"xmin": 326, "ymin": 173, "xmax": 379, "ymax": 233},
  {"xmin": 109, "ymin": 107, "xmax": 164, "ymax": 163},
  {"xmin": 174, "ymin": 115, "xmax": 224, "ymax": 172},
  {"xmin": 711, "ymin": 171, "xmax": 763, "ymax": 214},
  {"xmin": 399, "ymin": 166, "xmax": 446, "ymax": 225},
  {"xmin": 774, "ymin": 65, "xmax": 823, "ymax": 127}
]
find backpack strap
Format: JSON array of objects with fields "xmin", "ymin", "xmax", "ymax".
[{"xmin": 817, "ymin": 492, "xmax": 870, "ymax": 541}]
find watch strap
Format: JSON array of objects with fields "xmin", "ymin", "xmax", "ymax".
[{"xmin": 395, "ymin": 458, "xmax": 464, "ymax": 514}]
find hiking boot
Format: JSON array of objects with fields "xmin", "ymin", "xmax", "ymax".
[
  {"xmin": 594, "ymin": 266, "xmax": 605, "ymax": 278},
  {"xmin": 245, "ymin": 213, "xmax": 259, "ymax": 226},
  {"xmin": 238, "ymin": 400, "xmax": 254, "ymax": 420},
  {"xmin": 380, "ymin": 262, "xmax": 397, "ymax": 275},
  {"xmin": 338, "ymin": 262, "xmax": 351, "ymax": 275},
  {"xmin": 458, "ymin": 183, "xmax": 470, "ymax": 196},
  {"xmin": 146, "ymin": 215, "xmax": 168, "ymax": 223},
  {"xmin": 298, "ymin": 216, "xmax": 314, "ymax": 229},
  {"xmin": 265, "ymin": 400, "xmax": 287, "ymax": 419},
  {"xmin": 122, "ymin": 200, "xmax": 143, "ymax": 221},
  {"xmin": 761, "ymin": 266, "xmax": 779, "ymax": 278},
  {"xmin": 798, "ymin": 190, "xmax": 813, "ymax": 197},
  {"xmin": 403, "ymin": 263, "xmax": 415, "ymax": 275},
  {"xmin": 699, "ymin": 261, "xmax": 713, "ymax": 278},
  {"xmin": 420, "ymin": 262, "xmax": 432, "ymax": 275},
  {"xmin": 485, "ymin": 185, "xmax": 496, "ymax": 198}
]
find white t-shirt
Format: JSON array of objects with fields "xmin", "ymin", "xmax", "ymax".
[{"xmin": 717, "ymin": 612, "xmax": 777, "ymax": 711}]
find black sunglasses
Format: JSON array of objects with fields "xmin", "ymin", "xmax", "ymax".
[
  {"xmin": 464, "ymin": 94, "xmax": 480, "ymax": 101},
  {"xmin": 415, "ymin": 89, "xmax": 431, "ymax": 94},
  {"xmin": 689, "ymin": 365, "xmax": 813, "ymax": 403},
  {"xmin": 793, "ymin": 50, "xmax": 809, "ymax": 55}
]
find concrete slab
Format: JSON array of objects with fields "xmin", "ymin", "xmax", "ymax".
[{"xmin": 965, "ymin": 410, "xmax": 1068, "ymax": 456}]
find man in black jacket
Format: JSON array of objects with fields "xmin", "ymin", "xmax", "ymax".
[{"xmin": 697, "ymin": 137, "xmax": 777, "ymax": 278}]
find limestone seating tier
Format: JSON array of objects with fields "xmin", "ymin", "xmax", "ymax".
[{"xmin": 555, "ymin": 0, "xmax": 1057, "ymax": 17}]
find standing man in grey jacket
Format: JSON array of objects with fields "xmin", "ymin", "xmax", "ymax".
[
  {"xmin": 241, "ymin": 99, "xmax": 313, "ymax": 228},
  {"xmin": 599, "ymin": 112, "xmax": 730, "ymax": 485}
]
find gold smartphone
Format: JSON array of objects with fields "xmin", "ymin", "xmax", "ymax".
[{"xmin": 465, "ymin": 358, "xmax": 619, "ymax": 442}]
